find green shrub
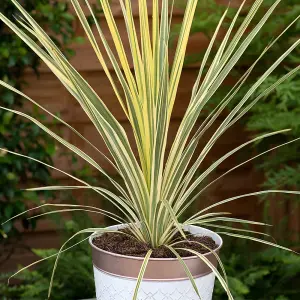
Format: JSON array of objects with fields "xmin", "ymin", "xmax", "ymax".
[
  {"xmin": 0, "ymin": 0, "xmax": 80, "ymax": 246},
  {"xmin": 181, "ymin": 0, "xmax": 300, "ymax": 240},
  {"xmin": 213, "ymin": 238, "xmax": 300, "ymax": 300},
  {"xmin": 0, "ymin": 219, "xmax": 95, "ymax": 300}
]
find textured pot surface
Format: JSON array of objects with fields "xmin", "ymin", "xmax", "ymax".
[{"xmin": 89, "ymin": 224, "xmax": 223, "ymax": 300}]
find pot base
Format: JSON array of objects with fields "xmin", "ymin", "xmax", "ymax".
[
  {"xmin": 90, "ymin": 225, "xmax": 222, "ymax": 300},
  {"xmin": 93, "ymin": 266, "xmax": 216, "ymax": 300}
]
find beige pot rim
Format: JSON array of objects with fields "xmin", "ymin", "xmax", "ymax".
[{"xmin": 89, "ymin": 224, "xmax": 223, "ymax": 281}]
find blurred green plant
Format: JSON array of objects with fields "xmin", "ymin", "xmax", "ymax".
[
  {"xmin": 213, "ymin": 238, "xmax": 300, "ymax": 300},
  {"xmin": 0, "ymin": 218, "xmax": 96, "ymax": 300},
  {"xmin": 176, "ymin": 0, "xmax": 300, "ymax": 240},
  {"xmin": 0, "ymin": 0, "xmax": 87, "ymax": 264}
]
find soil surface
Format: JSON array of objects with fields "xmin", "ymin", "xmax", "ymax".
[{"xmin": 92, "ymin": 228, "xmax": 218, "ymax": 258}]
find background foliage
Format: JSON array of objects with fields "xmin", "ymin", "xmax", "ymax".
[
  {"xmin": 0, "ymin": 2, "xmax": 105, "ymax": 298},
  {"xmin": 1, "ymin": 0, "xmax": 300, "ymax": 299},
  {"xmin": 0, "ymin": 219, "xmax": 95, "ymax": 300},
  {"xmin": 176, "ymin": 0, "xmax": 300, "ymax": 240},
  {"xmin": 0, "ymin": 0, "xmax": 77, "ymax": 261},
  {"xmin": 213, "ymin": 238, "xmax": 300, "ymax": 300},
  {"xmin": 0, "ymin": 0, "xmax": 86, "ymax": 268}
]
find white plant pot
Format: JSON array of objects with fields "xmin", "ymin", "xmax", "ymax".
[{"xmin": 89, "ymin": 224, "xmax": 223, "ymax": 300}]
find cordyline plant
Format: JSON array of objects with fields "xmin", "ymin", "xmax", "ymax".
[{"xmin": 1, "ymin": 0, "xmax": 300, "ymax": 299}]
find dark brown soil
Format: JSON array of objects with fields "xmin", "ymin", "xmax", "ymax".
[{"xmin": 92, "ymin": 228, "xmax": 218, "ymax": 258}]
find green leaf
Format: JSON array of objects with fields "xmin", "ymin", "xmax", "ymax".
[
  {"xmin": 4, "ymin": 204, "xmax": 13, "ymax": 219},
  {"xmin": 3, "ymin": 111, "xmax": 13, "ymax": 125},
  {"xmin": 72, "ymin": 36, "xmax": 85, "ymax": 44},
  {"xmin": 244, "ymin": 269, "xmax": 270, "ymax": 286},
  {"xmin": 276, "ymin": 296, "xmax": 289, "ymax": 300},
  {"xmin": 8, "ymin": 56, "xmax": 17, "ymax": 67},
  {"xmin": 46, "ymin": 142, "xmax": 56, "ymax": 156},
  {"xmin": 62, "ymin": 12, "xmax": 75, "ymax": 22},
  {"xmin": 2, "ymin": 92, "xmax": 14, "ymax": 105},
  {"xmin": 228, "ymin": 277, "xmax": 250, "ymax": 295},
  {"xmin": 6, "ymin": 172, "xmax": 17, "ymax": 180},
  {"xmin": 2, "ymin": 221, "xmax": 12, "ymax": 233}
]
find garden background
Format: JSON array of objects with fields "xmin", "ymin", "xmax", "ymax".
[{"xmin": 0, "ymin": 0, "xmax": 300, "ymax": 299}]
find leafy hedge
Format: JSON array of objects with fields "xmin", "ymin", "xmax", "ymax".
[
  {"xmin": 0, "ymin": 219, "xmax": 95, "ymax": 300},
  {"xmin": 182, "ymin": 0, "xmax": 300, "ymax": 239},
  {"xmin": 0, "ymin": 0, "xmax": 82, "ymax": 261},
  {"xmin": 213, "ymin": 238, "xmax": 300, "ymax": 300}
]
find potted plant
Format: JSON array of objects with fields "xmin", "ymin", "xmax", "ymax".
[{"xmin": 1, "ymin": 0, "xmax": 299, "ymax": 299}]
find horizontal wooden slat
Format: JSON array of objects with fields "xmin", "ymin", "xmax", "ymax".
[
  {"xmin": 25, "ymin": 0, "xmax": 247, "ymax": 74},
  {"xmin": 22, "ymin": 73, "xmax": 73, "ymax": 122},
  {"xmin": 47, "ymin": 117, "xmax": 249, "ymax": 177},
  {"xmin": 22, "ymin": 67, "xmax": 235, "ymax": 124},
  {"xmin": 68, "ymin": 0, "xmax": 243, "ymax": 18},
  {"xmin": 69, "ymin": 0, "xmax": 184, "ymax": 18},
  {"xmin": 31, "ymin": 13, "xmax": 207, "ymax": 73},
  {"xmin": 0, "ymin": 231, "xmax": 64, "ymax": 273}
]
